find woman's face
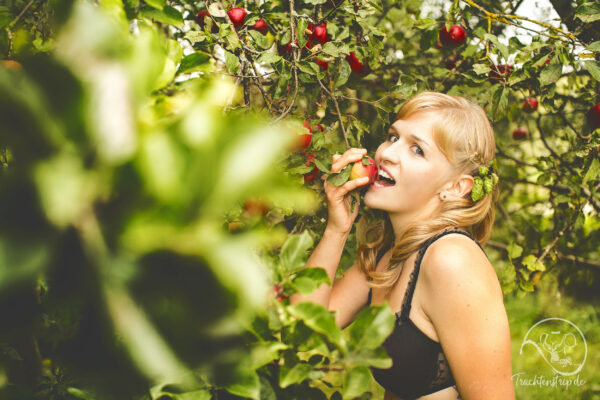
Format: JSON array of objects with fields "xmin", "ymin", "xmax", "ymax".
[{"xmin": 364, "ymin": 111, "xmax": 456, "ymax": 216}]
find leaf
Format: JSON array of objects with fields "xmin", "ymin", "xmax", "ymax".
[
  {"xmin": 177, "ymin": 52, "xmax": 210, "ymax": 73},
  {"xmin": 322, "ymin": 41, "xmax": 347, "ymax": 57},
  {"xmin": 334, "ymin": 60, "xmax": 351, "ymax": 88},
  {"xmin": 489, "ymin": 86, "xmax": 508, "ymax": 121},
  {"xmin": 484, "ymin": 33, "xmax": 509, "ymax": 61},
  {"xmin": 304, "ymin": 0, "xmax": 327, "ymax": 4},
  {"xmin": 140, "ymin": 5, "xmax": 184, "ymax": 27},
  {"xmin": 184, "ymin": 31, "xmax": 206, "ymax": 45},
  {"xmin": 539, "ymin": 63, "xmax": 562, "ymax": 86},
  {"xmin": 257, "ymin": 50, "xmax": 282, "ymax": 65},
  {"xmin": 419, "ymin": 28, "xmax": 437, "ymax": 51},
  {"xmin": 576, "ymin": 3, "xmax": 600, "ymax": 22},
  {"xmin": 507, "ymin": 242, "xmax": 523, "ymax": 259},
  {"xmin": 297, "ymin": 18, "xmax": 308, "ymax": 49},
  {"xmin": 583, "ymin": 158, "xmax": 600, "ymax": 184},
  {"xmin": 225, "ymin": 368, "xmax": 260, "ymax": 400},
  {"xmin": 144, "ymin": 0, "xmax": 165, "ymax": 10},
  {"xmin": 347, "ymin": 304, "xmax": 395, "ymax": 350},
  {"xmin": 522, "ymin": 254, "xmax": 545, "ymax": 272},
  {"xmin": 280, "ymin": 231, "xmax": 314, "ymax": 272},
  {"xmin": 224, "ymin": 50, "xmax": 240, "ymax": 76},
  {"xmin": 351, "ymin": 347, "xmax": 392, "ymax": 369},
  {"xmin": 586, "ymin": 41, "xmax": 600, "ymax": 53},
  {"xmin": 326, "ymin": 164, "xmax": 351, "ymax": 186},
  {"xmin": 414, "ymin": 18, "xmax": 437, "ymax": 29},
  {"xmin": 279, "ymin": 362, "xmax": 312, "ymax": 388},
  {"xmin": 297, "ymin": 60, "xmax": 318, "ymax": 75},
  {"xmin": 341, "ymin": 367, "xmax": 371, "ymax": 399},
  {"xmin": 472, "ymin": 63, "xmax": 491, "ymax": 75},
  {"xmin": 291, "ymin": 267, "xmax": 331, "ymax": 294},
  {"xmin": 288, "ymin": 302, "xmax": 345, "ymax": 350},
  {"xmin": 248, "ymin": 30, "xmax": 270, "ymax": 50},
  {"xmin": 584, "ymin": 60, "xmax": 600, "ymax": 82}
]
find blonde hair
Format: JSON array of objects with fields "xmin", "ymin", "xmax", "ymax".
[{"xmin": 357, "ymin": 91, "xmax": 499, "ymax": 288}]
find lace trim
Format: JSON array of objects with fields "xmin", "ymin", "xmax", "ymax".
[{"xmin": 430, "ymin": 350, "xmax": 455, "ymax": 388}]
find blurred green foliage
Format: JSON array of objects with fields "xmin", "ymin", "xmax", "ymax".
[{"xmin": 0, "ymin": 0, "xmax": 599, "ymax": 398}]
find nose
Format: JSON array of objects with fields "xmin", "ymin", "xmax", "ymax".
[{"xmin": 376, "ymin": 140, "xmax": 402, "ymax": 166}]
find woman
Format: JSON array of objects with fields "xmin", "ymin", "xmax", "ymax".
[{"xmin": 290, "ymin": 92, "xmax": 515, "ymax": 399}]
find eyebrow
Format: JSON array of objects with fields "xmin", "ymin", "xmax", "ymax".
[{"xmin": 388, "ymin": 125, "xmax": 432, "ymax": 151}]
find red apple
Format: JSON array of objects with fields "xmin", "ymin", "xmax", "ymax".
[
  {"xmin": 543, "ymin": 57, "xmax": 551, "ymax": 66},
  {"xmin": 227, "ymin": 7, "xmax": 248, "ymax": 29},
  {"xmin": 489, "ymin": 64, "xmax": 513, "ymax": 81},
  {"xmin": 523, "ymin": 97, "xmax": 538, "ymax": 113},
  {"xmin": 308, "ymin": 22, "xmax": 328, "ymax": 45},
  {"xmin": 512, "ymin": 127, "xmax": 528, "ymax": 140},
  {"xmin": 298, "ymin": 121, "xmax": 312, "ymax": 149},
  {"xmin": 304, "ymin": 153, "xmax": 320, "ymax": 183},
  {"xmin": 314, "ymin": 58, "xmax": 328, "ymax": 71},
  {"xmin": 346, "ymin": 52, "xmax": 368, "ymax": 76},
  {"xmin": 315, "ymin": 123, "xmax": 324, "ymax": 132},
  {"xmin": 350, "ymin": 156, "xmax": 378, "ymax": 184},
  {"xmin": 439, "ymin": 25, "xmax": 466, "ymax": 47},
  {"xmin": 251, "ymin": 18, "xmax": 268, "ymax": 34},
  {"xmin": 587, "ymin": 103, "xmax": 600, "ymax": 129}
]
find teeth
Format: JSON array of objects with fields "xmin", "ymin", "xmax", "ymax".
[{"xmin": 378, "ymin": 170, "xmax": 394, "ymax": 181}]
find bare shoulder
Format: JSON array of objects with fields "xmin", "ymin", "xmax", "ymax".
[{"xmin": 419, "ymin": 232, "xmax": 503, "ymax": 307}]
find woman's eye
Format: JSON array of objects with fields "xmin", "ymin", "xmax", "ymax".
[
  {"xmin": 412, "ymin": 144, "xmax": 424, "ymax": 157},
  {"xmin": 387, "ymin": 133, "xmax": 398, "ymax": 143}
]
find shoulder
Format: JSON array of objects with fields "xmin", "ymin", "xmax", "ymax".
[{"xmin": 419, "ymin": 232, "xmax": 503, "ymax": 312}]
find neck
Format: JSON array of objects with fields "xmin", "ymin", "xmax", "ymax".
[{"xmin": 387, "ymin": 199, "xmax": 441, "ymax": 244}]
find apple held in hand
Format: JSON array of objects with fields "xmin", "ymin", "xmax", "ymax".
[{"xmin": 350, "ymin": 156, "xmax": 378, "ymax": 184}]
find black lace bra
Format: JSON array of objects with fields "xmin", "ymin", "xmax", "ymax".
[{"xmin": 367, "ymin": 227, "xmax": 484, "ymax": 399}]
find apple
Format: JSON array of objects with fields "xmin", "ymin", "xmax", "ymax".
[
  {"xmin": 315, "ymin": 123, "xmax": 324, "ymax": 132},
  {"xmin": 314, "ymin": 57, "xmax": 328, "ymax": 71},
  {"xmin": 277, "ymin": 39, "xmax": 310, "ymax": 56},
  {"xmin": 227, "ymin": 7, "xmax": 247, "ymax": 29},
  {"xmin": 350, "ymin": 156, "xmax": 378, "ymax": 184},
  {"xmin": 308, "ymin": 22, "xmax": 328, "ymax": 45},
  {"xmin": 587, "ymin": 103, "xmax": 600, "ymax": 129},
  {"xmin": 197, "ymin": 10, "xmax": 219, "ymax": 33},
  {"xmin": 523, "ymin": 97, "xmax": 538, "ymax": 113},
  {"xmin": 298, "ymin": 121, "xmax": 313, "ymax": 149},
  {"xmin": 439, "ymin": 25, "xmax": 466, "ymax": 47},
  {"xmin": 251, "ymin": 18, "xmax": 268, "ymax": 34},
  {"xmin": 512, "ymin": 127, "xmax": 528, "ymax": 140},
  {"xmin": 346, "ymin": 52, "xmax": 368, "ymax": 76},
  {"xmin": 1, "ymin": 60, "xmax": 23, "ymax": 71},
  {"xmin": 304, "ymin": 153, "xmax": 320, "ymax": 183},
  {"xmin": 489, "ymin": 64, "xmax": 513, "ymax": 81},
  {"xmin": 243, "ymin": 198, "xmax": 269, "ymax": 217}
]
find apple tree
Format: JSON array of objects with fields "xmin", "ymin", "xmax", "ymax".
[{"xmin": 0, "ymin": 0, "xmax": 599, "ymax": 399}]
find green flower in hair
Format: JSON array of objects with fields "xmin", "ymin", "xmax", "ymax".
[{"xmin": 471, "ymin": 160, "xmax": 499, "ymax": 202}]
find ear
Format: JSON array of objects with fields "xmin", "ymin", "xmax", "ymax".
[{"xmin": 439, "ymin": 174, "xmax": 474, "ymax": 200}]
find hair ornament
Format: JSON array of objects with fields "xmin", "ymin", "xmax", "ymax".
[{"xmin": 471, "ymin": 159, "xmax": 499, "ymax": 202}]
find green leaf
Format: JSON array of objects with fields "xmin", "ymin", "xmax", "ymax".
[
  {"xmin": 539, "ymin": 62, "xmax": 562, "ymax": 86},
  {"xmin": 226, "ymin": 369, "xmax": 260, "ymax": 400},
  {"xmin": 224, "ymin": 50, "xmax": 241, "ymax": 76},
  {"xmin": 304, "ymin": 0, "xmax": 327, "ymax": 4},
  {"xmin": 297, "ymin": 18, "xmax": 308, "ymax": 48},
  {"xmin": 177, "ymin": 52, "xmax": 210, "ymax": 73},
  {"xmin": 279, "ymin": 362, "xmax": 312, "ymax": 388},
  {"xmin": 419, "ymin": 28, "xmax": 437, "ymax": 51},
  {"xmin": 584, "ymin": 60, "xmax": 600, "ymax": 82},
  {"xmin": 522, "ymin": 254, "xmax": 545, "ymax": 272},
  {"xmin": 576, "ymin": 3, "xmax": 600, "ymax": 22},
  {"xmin": 334, "ymin": 60, "xmax": 351, "ymax": 88},
  {"xmin": 288, "ymin": 302, "xmax": 345, "ymax": 350},
  {"xmin": 583, "ymin": 158, "xmax": 600, "ymax": 184},
  {"xmin": 347, "ymin": 304, "xmax": 395, "ymax": 350},
  {"xmin": 472, "ymin": 63, "xmax": 491, "ymax": 75},
  {"xmin": 297, "ymin": 60, "xmax": 319, "ymax": 75},
  {"xmin": 248, "ymin": 30, "xmax": 271, "ymax": 50},
  {"xmin": 291, "ymin": 267, "xmax": 331, "ymax": 294},
  {"xmin": 484, "ymin": 34, "xmax": 509, "ymax": 61},
  {"xmin": 326, "ymin": 164, "xmax": 351, "ymax": 186},
  {"xmin": 280, "ymin": 231, "xmax": 314, "ymax": 272},
  {"xmin": 415, "ymin": 18, "xmax": 437, "ymax": 29},
  {"xmin": 144, "ymin": 0, "xmax": 165, "ymax": 10},
  {"xmin": 507, "ymin": 242, "xmax": 523, "ymax": 259},
  {"xmin": 351, "ymin": 347, "xmax": 392, "ymax": 369},
  {"xmin": 257, "ymin": 50, "xmax": 282, "ymax": 65},
  {"xmin": 586, "ymin": 41, "xmax": 600, "ymax": 53},
  {"xmin": 140, "ymin": 5, "xmax": 184, "ymax": 27},
  {"xmin": 342, "ymin": 367, "xmax": 371, "ymax": 399},
  {"xmin": 322, "ymin": 41, "xmax": 348, "ymax": 57},
  {"xmin": 0, "ymin": 6, "xmax": 12, "ymax": 30}
]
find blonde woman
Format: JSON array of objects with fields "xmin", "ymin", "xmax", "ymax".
[{"xmin": 290, "ymin": 92, "xmax": 515, "ymax": 400}]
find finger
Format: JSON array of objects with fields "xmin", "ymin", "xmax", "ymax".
[
  {"xmin": 331, "ymin": 148, "xmax": 367, "ymax": 173},
  {"xmin": 338, "ymin": 176, "xmax": 370, "ymax": 194}
]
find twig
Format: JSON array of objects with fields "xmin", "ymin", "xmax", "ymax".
[
  {"xmin": 315, "ymin": 74, "xmax": 350, "ymax": 148},
  {"xmin": 274, "ymin": 0, "xmax": 300, "ymax": 122},
  {"xmin": 8, "ymin": 0, "xmax": 35, "ymax": 28}
]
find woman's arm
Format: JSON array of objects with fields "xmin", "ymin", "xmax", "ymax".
[
  {"xmin": 421, "ymin": 234, "xmax": 515, "ymax": 400},
  {"xmin": 289, "ymin": 148, "xmax": 373, "ymax": 328}
]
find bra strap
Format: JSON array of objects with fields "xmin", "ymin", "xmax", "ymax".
[{"xmin": 400, "ymin": 227, "xmax": 482, "ymax": 319}]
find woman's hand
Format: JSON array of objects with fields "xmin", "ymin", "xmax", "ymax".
[{"xmin": 322, "ymin": 148, "xmax": 372, "ymax": 235}]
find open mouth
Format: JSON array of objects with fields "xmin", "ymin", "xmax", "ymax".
[{"xmin": 373, "ymin": 169, "xmax": 396, "ymax": 187}]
